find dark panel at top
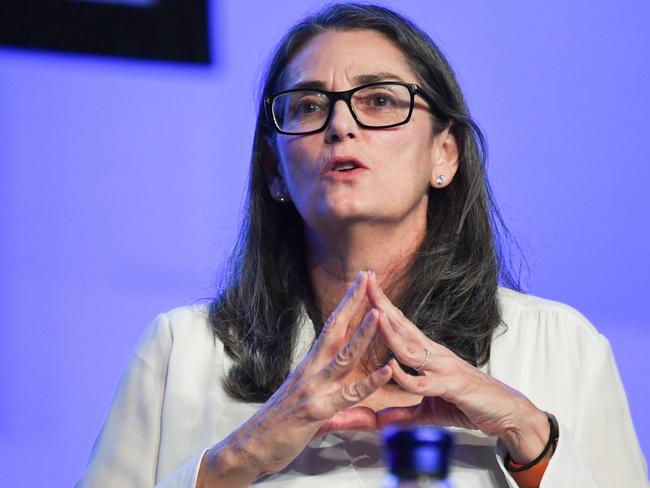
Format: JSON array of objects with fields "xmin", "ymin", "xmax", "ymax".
[{"xmin": 0, "ymin": 0, "xmax": 211, "ymax": 64}]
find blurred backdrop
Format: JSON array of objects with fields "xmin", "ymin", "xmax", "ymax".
[{"xmin": 0, "ymin": 1, "xmax": 648, "ymax": 486}]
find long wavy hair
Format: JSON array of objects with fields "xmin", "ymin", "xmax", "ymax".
[{"xmin": 210, "ymin": 3, "xmax": 523, "ymax": 402}]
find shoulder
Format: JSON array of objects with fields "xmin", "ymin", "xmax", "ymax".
[
  {"xmin": 494, "ymin": 288, "xmax": 606, "ymax": 364},
  {"xmin": 491, "ymin": 290, "xmax": 631, "ymax": 435},
  {"xmin": 497, "ymin": 287, "xmax": 600, "ymax": 335},
  {"xmin": 135, "ymin": 303, "xmax": 218, "ymax": 358},
  {"xmin": 159, "ymin": 303, "xmax": 211, "ymax": 335}
]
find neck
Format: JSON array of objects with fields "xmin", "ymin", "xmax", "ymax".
[{"xmin": 306, "ymin": 208, "xmax": 427, "ymax": 323}]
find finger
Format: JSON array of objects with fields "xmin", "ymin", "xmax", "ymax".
[
  {"xmin": 366, "ymin": 271, "xmax": 397, "ymax": 317},
  {"xmin": 377, "ymin": 311, "xmax": 435, "ymax": 371},
  {"xmin": 324, "ymin": 308, "xmax": 380, "ymax": 380},
  {"xmin": 318, "ymin": 271, "xmax": 369, "ymax": 345},
  {"xmin": 314, "ymin": 406, "xmax": 378, "ymax": 437},
  {"xmin": 378, "ymin": 397, "xmax": 477, "ymax": 431},
  {"xmin": 366, "ymin": 272, "xmax": 410, "ymax": 325},
  {"xmin": 329, "ymin": 364, "xmax": 393, "ymax": 412},
  {"xmin": 376, "ymin": 404, "xmax": 422, "ymax": 429},
  {"xmin": 388, "ymin": 358, "xmax": 444, "ymax": 397},
  {"xmin": 367, "ymin": 274, "xmax": 432, "ymax": 345}
]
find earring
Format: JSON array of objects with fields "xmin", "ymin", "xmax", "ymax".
[
  {"xmin": 276, "ymin": 182, "xmax": 290, "ymax": 202},
  {"xmin": 436, "ymin": 175, "xmax": 446, "ymax": 186}
]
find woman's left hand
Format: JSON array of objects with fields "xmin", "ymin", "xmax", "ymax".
[{"xmin": 366, "ymin": 274, "xmax": 551, "ymax": 464}]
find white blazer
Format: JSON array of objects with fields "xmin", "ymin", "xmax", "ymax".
[{"xmin": 76, "ymin": 288, "xmax": 648, "ymax": 487}]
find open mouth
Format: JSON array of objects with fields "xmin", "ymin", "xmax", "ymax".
[
  {"xmin": 324, "ymin": 157, "xmax": 367, "ymax": 175},
  {"xmin": 332, "ymin": 161, "xmax": 359, "ymax": 172}
]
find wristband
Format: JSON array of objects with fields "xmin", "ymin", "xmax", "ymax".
[{"xmin": 504, "ymin": 412, "xmax": 559, "ymax": 473}]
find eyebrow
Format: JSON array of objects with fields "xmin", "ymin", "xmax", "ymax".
[{"xmin": 287, "ymin": 72, "xmax": 406, "ymax": 91}]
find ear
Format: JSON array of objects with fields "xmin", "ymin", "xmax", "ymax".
[
  {"xmin": 430, "ymin": 126, "xmax": 459, "ymax": 189},
  {"xmin": 262, "ymin": 135, "xmax": 289, "ymax": 202}
]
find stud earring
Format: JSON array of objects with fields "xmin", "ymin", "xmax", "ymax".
[
  {"xmin": 436, "ymin": 175, "xmax": 446, "ymax": 186},
  {"xmin": 276, "ymin": 182, "xmax": 290, "ymax": 202}
]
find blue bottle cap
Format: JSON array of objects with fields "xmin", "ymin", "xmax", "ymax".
[{"xmin": 381, "ymin": 425, "xmax": 453, "ymax": 480}]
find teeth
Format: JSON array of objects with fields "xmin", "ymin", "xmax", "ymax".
[{"xmin": 334, "ymin": 162, "xmax": 357, "ymax": 171}]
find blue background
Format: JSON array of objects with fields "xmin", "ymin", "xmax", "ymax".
[{"xmin": 0, "ymin": 1, "xmax": 648, "ymax": 485}]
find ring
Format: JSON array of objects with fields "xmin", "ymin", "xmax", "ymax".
[{"xmin": 415, "ymin": 349, "xmax": 430, "ymax": 372}]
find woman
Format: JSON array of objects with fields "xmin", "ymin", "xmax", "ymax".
[{"xmin": 77, "ymin": 4, "xmax": 647, "ymax": 487}]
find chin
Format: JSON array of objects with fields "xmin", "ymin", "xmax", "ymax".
[{"xmin": 319, "ymin": 199, "xmax": 368, "ymax": 221}]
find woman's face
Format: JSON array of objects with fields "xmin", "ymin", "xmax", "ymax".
[{"xmin": 271, "ymin": 29, "xmax": 457, "ymax": 235}]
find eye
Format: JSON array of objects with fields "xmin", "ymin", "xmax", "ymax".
[
  {"xmin": 371, "ymin": 95, "xmax": 392, "ymax": 107},
  {"xmin": 290, "ymin": 95, "xmax": 327, "ymax": 117},
  {"xmin": 355, "ymin": 88, "xmax": 401, "ymax": 111},
  {"xmin": 299, "ymin": 101, "xmax": 319, "ymax": 113}
]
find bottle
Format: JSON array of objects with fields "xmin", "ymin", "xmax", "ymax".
[{"xmin": 381, "ymin": 425, "xmax": 453, "ymax": 488}]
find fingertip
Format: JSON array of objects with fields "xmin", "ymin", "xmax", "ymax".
[
  {"xmin": 361, "ymin": 308, "xmax": 380, "ymax": 329},
  {"xmin": 388, "ymin": 358, "xmax": 403, "ymax": 373},
  {"xmin": 370, "ymin": 271, "xmax": 379, "ymax": 288},
  {"xmin": 358, "ymin": 310, "xmax": 379, "ymax": 338},
  {"xmin": 374, "ymin": 364, "xmax": 393, "ymax": 387},
  {"xmin": 348, "ymin": 271, "xmax": 368, "ymax": 300},
  {"xmin": 367, "ymin": 273, "xmax": 390, "ymax": 305},
  {"xmin": 379, "ymin": 310, "xmax": 402, "ymax": 336},
  {"xmin": 370, "ymin": 272, "xmax": 382, "ymax": 292},
  {"xmin": 374, "ymin": 307, "xmax": 385, "ymax": 321},
  {"xmin": 380, "ymin": 363, "xmax": 392, "ymax": 376},
  {"xmin": 353, "ymin": 270, "xmax": 369, "ymax": 289},
  {"xmin": 359, "ymin": 273, "xmax": 368, "ymax": 292},
  {"xmin": 366, "ymin": 274, "xmax": 381, "ymax": 302},
  {"xmin": 369, "ymin": 363, "xmax": 392, "ymax": 387},
  {"xmin": 355, "ymin": 270, "xmax": 364, "ymax": 284}
]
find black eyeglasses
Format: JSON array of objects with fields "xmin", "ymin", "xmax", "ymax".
[{"xmin": 265, "ymin": 81, "xmax": 434, "ymax": 136}]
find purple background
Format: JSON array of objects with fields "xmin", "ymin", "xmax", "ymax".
[{"xmin": 1, "ymin": 1, "xmax": 648, "ymax": 485}]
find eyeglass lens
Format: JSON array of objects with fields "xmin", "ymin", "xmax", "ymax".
[{"xmin": 272, "ymin": 84, "xmax": 412, "ymax": 134}]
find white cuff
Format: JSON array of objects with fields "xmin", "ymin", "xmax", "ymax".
[{"xmin": 155, "ymin": 449, "xmax": 210, "ymax": 488}]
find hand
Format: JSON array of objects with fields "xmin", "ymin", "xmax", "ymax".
[
  {"xmin": 366, "ymin": 274, "xmax": 550, "ymax": 464},
  {"xmin": 201, "ymin": 271, "xmax": 392, "ymax": 487}
]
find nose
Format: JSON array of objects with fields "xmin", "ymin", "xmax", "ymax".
[{"xmin": 325, "ymin": 99, "xmax": 359, "ymax": 143}]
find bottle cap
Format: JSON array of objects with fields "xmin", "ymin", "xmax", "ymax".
[{"xmin": 382, "ymin": 425, "xmax": 453, "ymax": 480}]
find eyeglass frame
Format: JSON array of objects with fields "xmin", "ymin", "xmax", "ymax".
[{"xmin": 264, "ymin": 81, "xmax": 436, "ymax": 136}]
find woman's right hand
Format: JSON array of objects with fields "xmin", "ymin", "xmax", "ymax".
[{"xmin": 197, "ymin": 271, "xmax": 393, "ymax": 488}]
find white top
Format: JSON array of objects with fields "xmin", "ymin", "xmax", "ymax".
[{"xmin": 76, "ymin": 289, "xmax": 648, "ymax": 487}]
